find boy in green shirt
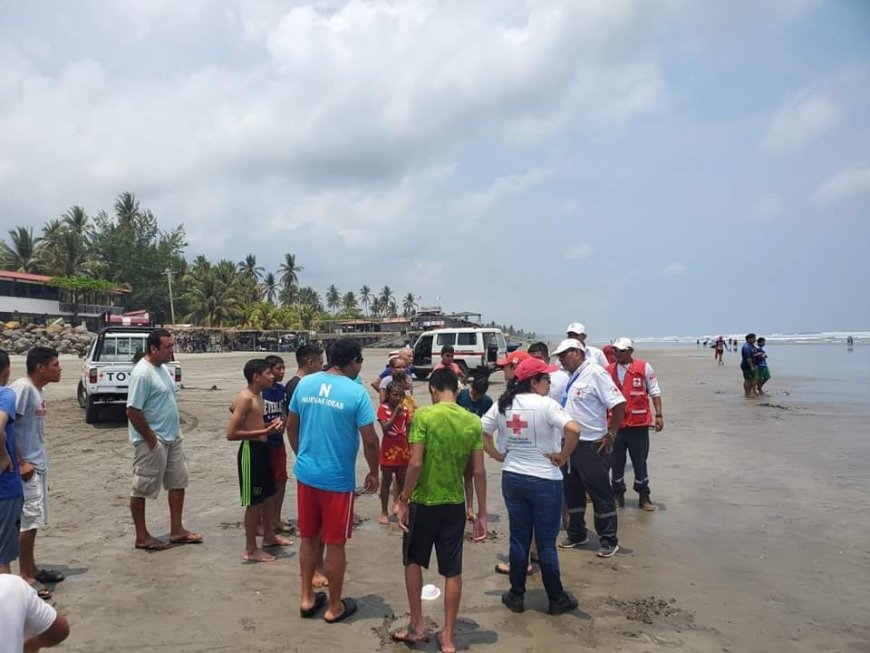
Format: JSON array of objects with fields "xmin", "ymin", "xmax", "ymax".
[{"xmin": 393, "ymin": 369, "xmax": 486, "ymax": 653}]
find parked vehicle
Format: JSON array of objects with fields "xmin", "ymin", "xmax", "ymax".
[
  {"xmin": 412, "ymin": 328, "xmax": 507, "ymax": 380},
  {"xmin": 77, "ymin": 327, "xmax": 181, "ymax": 424}
]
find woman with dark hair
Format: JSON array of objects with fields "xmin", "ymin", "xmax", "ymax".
[{"xmin": 481, "ymin": 357, "xmax": 581, "ymax": 616}]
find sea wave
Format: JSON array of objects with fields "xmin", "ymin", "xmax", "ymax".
[{"xmin": 634, "ymin": 331, "xmax": 870, "ymax": 345}]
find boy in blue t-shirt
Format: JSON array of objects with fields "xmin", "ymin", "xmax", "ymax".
[
  {"xmin": 262, "ymin": 355, "xmax": 292, "ymax": 545},
  {"xmin": 754, "ymin": 337, "xmax": 771, "ymax": 395},
  {"xmin": 0, "ymin": 349, "xmax": 23, "ymax": 574}
]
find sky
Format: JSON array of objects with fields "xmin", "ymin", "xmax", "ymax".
[{"xmin": 1, "ymin": 0, "xmax": 868, "ymax": 339}]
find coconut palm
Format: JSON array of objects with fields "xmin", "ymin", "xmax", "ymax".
[
  {"xmin": 380, "ymin": 285, "xmax": 394, "ymax": 308},
  {"xmin": 402, "ymin": 292, "xmax": 417, "ymax": 317},
  {"xmin": 182, "ymin": 259, "xmax": 245, "ymax": 326},
  {"xmin": 279, "ymin": 253, "xmax": 304, "ymax": 305},
  {"xmin": 359, "ymin": 285, "xmax": 371, "ymax": 316},
  {"xmin": 326, "ymin": 284, "xmax": 341, "ymax": 314},
  {"xmin": 342, "ymin": 291, "xmax": 358, "ymax": 314},
  {"xmin": 1, "ymin": 227, "xmax": 42, "ymax": 273},
  {"xmin": 239, "ymin": 254, "xmax": 264, "ymax": 281},
  {"xmin": 297, "ymin": 286, "xmax": 323, "ymax": 312},
  {"xmin": 262, "ymin": 272, "xmax": 279, "ymax": 304},
  {"xmin": 62, "ymin": 206, "xmax": 91, "ymax": 236},
  {"xmin": 388, "ymin": 298, "xmax": 398, "ymax": 318},
  {"xmin": 370, "ymin": 296, "xmax": 383, "ymax": 318}
]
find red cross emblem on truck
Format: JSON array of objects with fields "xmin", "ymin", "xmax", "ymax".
[{"xmin": 505, "ymin": 413, "xmax": 528, "ymax": 435}]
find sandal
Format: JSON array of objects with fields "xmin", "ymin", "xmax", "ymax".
[
  {"xmin": 324, "ymin": 598, "xmax": 358, "ymax": 623},
  {"xmin": 34, "ymin": 569, "xmax": 65, "ymax": 584}
]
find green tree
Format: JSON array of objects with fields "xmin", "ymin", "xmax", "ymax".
[
  {"xmin": 0, "ymin": 226, "xmax": 42, "ymax": 273},
  {"xmin": 326, "ymin": 284, "xmax": 341, "ymax": 314},
  {"xmin": 296, "ymin": 286, "xmax": 323, "ymax": 312},
  {"xmin": 40, "ymin": 207, "xmax": 97, "ymax": 278},
  {"xmin": 380, "ymin": 285, "xmax": 394, "ymax": 309},
  {"xmin": 279, "ymin": 253, "xmax": 304, "ymax": 306},
  {"xmin": 402, "ymin": 292, "xmax": 416, "ymax": 317},
  {"xmin": 239, "ymin": 254, "xmax": 263, "ymax": 281},
  {"xmin": 358, "ymin": 285, "xmax": 371, "ymax": 316},
  {"xmin": 181, "ymin": 259, "xmax": 244, "ymax": 326},
  {"xmin": 262, "ymin": 272, "xmax": 279, "ymax": 305},
  {"xmin": 342, "ymin": 291, "xmax": 358, "ymax": 314}
]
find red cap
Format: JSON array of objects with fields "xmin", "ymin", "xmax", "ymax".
[
  {"xmin": 514, "ymin": 357, "xmax": 559, "ymax": 382},
  {"xmin": 496, "ymin": 350, "xmax": 530, "ymax": 367}
]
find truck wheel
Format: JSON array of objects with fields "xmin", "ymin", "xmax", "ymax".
[
  {"xmin": 77, "ymin": 381, "xmax": 88, "ymax": 409},
  {"xmin": 85, "ymin": 396, "xmax": 100, "ymax": 424}
]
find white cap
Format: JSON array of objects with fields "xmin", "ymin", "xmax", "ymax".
[
  {"xmin": 551, "ymin": 338, "xmax": 586, "ymax": 357},
  {"xmin": 565, "ymin": 322, "xmax": 586, "ymax": 336},
  {"xmin": 612, "ymin": 337, "xmax": 633, "ymax": 350}
]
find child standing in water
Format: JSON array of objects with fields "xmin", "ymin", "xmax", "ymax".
[{"xmin": 377, "ymin": 381, "xmax": 411, "ymax": 525}]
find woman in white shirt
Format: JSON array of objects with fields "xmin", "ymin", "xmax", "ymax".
[{"xmin": 482, "ymin": 357, "xmax": 581, "ymax": 616}]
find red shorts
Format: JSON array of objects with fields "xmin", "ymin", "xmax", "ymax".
[
  {"xmin": 268, "ymin": 444, "xmax": 288, "ymax": 483},
  {"xmin": 296, "ymin": 481, "xmax": 355, "ymax": 545}
]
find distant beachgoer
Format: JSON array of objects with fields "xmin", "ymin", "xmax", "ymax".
[
  {"xmin": 552, "ymin": 339, "xmax": 626, "ymax": 557},
  {"xmin": 754, "ymin": 337, "xmax": 771, "ymax": 395},
  {"xmin": 0, "ymin": 574, "xmax": 69, "ymax": 651},
  {"xmin": 126, "ymin": 329, "xmax": 203, "ymax": 552},
  {"xmin": 11, "ymin": 347, "xmax": 63, "ymax": 598},
  {"xmin": 0, "ymin": 350, "xmax": 23, "ymax": 577},
  {"xmin": 606, "ymin": 338, "xmax": 663, "ymax": 511},
  {"xmin": 433, "ymin": 345, "xmax": 466, "ymax": 381},
  {"xmin": 565, "ymin": 323, "xmax": 609, "ymax": 367},
  {"xmin": 377, "ymin": 356, "xmax": 413, "ymax": 404},
  {"xmin": 846, "ymin": 335, "xmax": 854, "ymax": 347},
  {"xmin": 482, "ymin": 357, "xmax": 581, "ymax": 616},
  {"xmin": 714, "ymin": 336, "xmax": 726, "ymax": 365},
  {"xmin": 741, "ymin": 334, "xmax": 758, "ymax": 398},
  {"xmin": 261, "ymin": 355, "xmax": 293, "ymax": 546},
  {"xmin": 392, "ymin": 369, "xmax": 486, "ymax": 653},
  {"xmin": 287, "ymin": 338, "xmax": 379, "ymax": 623},
  {"xmin": 227, "ymin": 359, "xmax": 283, "ymax": 562},
  {"xmin": 696, "ymin": 339, "xmax": 700, "ymax": 347},
  {"xmin": 376, "ymin": 381, "xmax": 411, "ymax": 526}
]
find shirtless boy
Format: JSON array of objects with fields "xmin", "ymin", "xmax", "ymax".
[{"xmin": 227, "ymin": 359, "xmax": 284, "ymax": 562}]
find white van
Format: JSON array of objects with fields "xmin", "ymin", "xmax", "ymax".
[{"xmin": 412, "ymin": 328, "xmax": 507, "ymax": 379}]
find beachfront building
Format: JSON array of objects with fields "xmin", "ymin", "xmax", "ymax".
[{"xmin": 0, "ymin": 270, "xmax": 127, "ymax": 328}]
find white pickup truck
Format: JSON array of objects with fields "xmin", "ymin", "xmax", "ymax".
[{"xmin": 76, "ymin": 327, "xmax": 182, "ymax": 424}]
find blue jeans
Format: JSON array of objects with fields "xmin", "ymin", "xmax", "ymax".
[{"xmin": 502, "ymin": 471, "xmax": 565, "ymax": 601}]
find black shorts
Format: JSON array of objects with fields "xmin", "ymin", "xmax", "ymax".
[
  {"xmin": 237, "ymin": 440, "xmax": 275, "ymax": 507},
  {"xmin": 402, "ymin": 502, "xmax": 466, "ymax": 577}
]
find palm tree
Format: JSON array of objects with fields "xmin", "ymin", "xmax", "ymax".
[
  {"xmin": 359, "ymin": 285, "xmax": 372, "ymax": 316},
  {"xmin": 279, "ymin": 253, "xmax": 304, "ymax": 306},
  {"xmin": 370, "ymin": 296, "xmax": 383, "ymax": 318},
  {"xmin": 114, "ymin": 192, "xmax": 141, "ymax": 225},
  {"xmin": 262, "ymin": 272, "xmax": 278, "ymax": 304},
  {"xmin": 326, "ymin": 284, "xmax": 341, "ymax": 314},
  {"xmin": 388, "ymin": 298, "xmax": 398, "ymax": 318},
  {"xmin": 182, "ymin": 259, "xmax": 245, "ymax": 326},
  {"xmin": 342, "ymin": 291, "xmax": 358, "ymax": 314},
  {"xmin": 62, "ymin": 206, "xmax": 91, "ymax": 236},
  {"xmin": 402, "ymin": 292, "xmax": 417, "ymax": 317},
  {"xmin": 239, "ymin": 254, "xmax": 264, "ymax": 281},
  {"xmin": 297, "ymin": 286, "xmax": 323, "ymax": 312},
  {"xmin": 380, "ymin": 285, "xmax": 394, "ymax": 308},
  {"xmin": 1, "ymin": 227, "xmax": 42, "ymax": 273}
]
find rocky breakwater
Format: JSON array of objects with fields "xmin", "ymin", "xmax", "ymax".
[{"xmin": 1, "ymin": 321, "xmax": 95, "ymax": 356}]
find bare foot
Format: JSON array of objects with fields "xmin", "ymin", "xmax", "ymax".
[
  {"xmin": 263, "ymin": 534, "xmax": 294, "ymax": 547},
  {"xmin": 438, "ymin": 630, "xmax": 457, "ymax": 653},
  {"xmin": 242, "ymin": 549, "xmax": 276, "ymax": 563},
  {"xmin": 466, "ymin": 508, "xmax": 475, "ymax": 522},
  {"xmin": 392, "ymin": 502, "xmax": 400, "ymax": 515},
  {"xmin": 392, "ymin": 627, "xmax": 428, "ymax": 643},
  {"xmin": 377, "ymin": 514, "xmax": 390, "ymax": 525},
  {"xmin": 312, "ymin": 572, "xmax": 329, "ymax": 588}
]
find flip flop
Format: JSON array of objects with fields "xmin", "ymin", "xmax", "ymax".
[
  {"xmin": 169, "ymin": 533, "xmax": 204, "ymax": 545},
  {"xmin": 299, "ymin": 591, "xmax": 327, "ymax": 618},
  {"xmin": 28, "ymin": 583, "xmax": 52, "ymax": 600},
  {"xmin": 391, "ymin": 628, "xmax": 428, "ymax": 644},
  {"xmin": 135, "ymin": 541, "xmax": 169, "ymax": 551},
  {"xmin": 324, "ymin": 598, "xmax": 358, "ymax": 624},
  {"xmin": 34, "ymin": 569, "xmax": 65, "ymax": 583}
]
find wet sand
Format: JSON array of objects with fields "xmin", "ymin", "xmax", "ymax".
[{"xmin": 12, "ymin": 347, "xmax": 870, "ymax": 652}]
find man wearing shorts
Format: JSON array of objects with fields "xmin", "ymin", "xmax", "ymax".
[
  {"xmin": 1, "ymin": 350, "xmax": 23, "ymax": 576},
  {"xmin": 287, "ymin": 338, "xmax": 379, "ymax": 623},
  {"xmin": 754, "ymin": 337, "xmax": 771, "ymax": 395},
  {"xmin": 393, "ymin": 369, "xmax": 487, "ymax": 653},
  {"xmin": 740, "ymin": 333, "xmax": 758, "ymax": 398},
  {"xmin": 126, "ymin": 328, "xmax": 202, "ymax": 551},
  {"xmin": 10, "ymin": 347, "xmax": 63, "ymax": 592}
]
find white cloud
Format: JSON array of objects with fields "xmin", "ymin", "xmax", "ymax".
[
  {"xmin": 813, "ymin": 166, "xmax": 870, "ymax": 204},
  {"xmin": 455, "ymin": 166, "xmax": 553, "ymax": 213},
  {"xmin": 761, "ymin": 93, "xmax": 839, "ymax": 154},
  {"xmin": 565, "ymin": 244, "xmax": 594, "ymax": 261},
  {"xmin": 751, "ymin": 193, "xmax": 783, "ymax": 221},
  {"xmin": 661, "ymin": 262, "xmax": 686, "ymax": 277}
]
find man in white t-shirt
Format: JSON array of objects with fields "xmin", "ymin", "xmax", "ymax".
[
  {"xmin": 551, "ymin": 339, "xmax": 626, "ymax": 558},
  {"xmin": 0, "ymin": 574, "xmax": 69, "ymax": 652},
  {"xmin": 565, "ymin": 323, "xmax": 609, "ymax": 368}
]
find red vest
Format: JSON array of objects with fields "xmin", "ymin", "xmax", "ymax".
[{"xmin": 607, "ymin": 359, "xmax": 652, "ymax": 428}]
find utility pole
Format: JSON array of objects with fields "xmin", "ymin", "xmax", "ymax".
[{"xmin": 165, "ymin": 268, "xmax": 176, "ymax": 324}]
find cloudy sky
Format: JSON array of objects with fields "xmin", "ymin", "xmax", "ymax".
[{"xmin": 1, "ymin": 0, "xmax": 868, "ymax": 339}]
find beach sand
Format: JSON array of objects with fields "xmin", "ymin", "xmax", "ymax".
[{"xmin": 13, "ymin": 347, "xmax": 870, "ymax": 652}]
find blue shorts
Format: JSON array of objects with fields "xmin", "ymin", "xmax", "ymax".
[{"xmin": 0, "ymin": 496, "xmax": 23, "ymax": 565}]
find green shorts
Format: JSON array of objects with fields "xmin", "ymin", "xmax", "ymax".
[
  {"xmin": 756, "ymin": 366, "xmax": 771, "ymax": 381},
  {"xmin": 741, "ymin": 365, "xmax": 756, "ymax": 380}
]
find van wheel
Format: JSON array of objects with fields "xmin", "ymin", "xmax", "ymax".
[
  {"xmin": 77, "ymin": 381, "xmax": 88, "ymax": 409},
  {"xmin": 85, "ymin": 397, "xmax": 100, "ymax": 424}
]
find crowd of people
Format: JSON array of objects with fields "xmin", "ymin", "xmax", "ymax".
[{"xmin": 0, "ymin": 322, "xmax": 667, "ymax": 653}]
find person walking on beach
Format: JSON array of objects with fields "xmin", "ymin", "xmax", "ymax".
[
  {"xmin": 392, "ymin": 369, "xmax": 487, "ymax": 653},
  {"xmin": 565, "ymin": 323, "xmax": 609, "ymax": 368},
  {"xmin": 754, "ymin": 337, "xmax": 771, "ymax": 395},
  {"xmin": 740, "ymin": 334, "xmax": 758, "ymax": 398},
  {"xmin": 127, "ymin": 329, "xmax": 203, "ymax": 551},
  {"xmin": 714, "ymin": 336, "xmax": 726, "ymax": 365},
  {"xmin": 482, "ymin": 357, "xmax": 582, "ymax": 616},
  {"xmin": 0, "ymin": 350, "xmax": 23, "ymax": 577},
  {"xmin": 10, "ymin": 347, "xmax": 63, "ymax": 595},
  {"xmin": 552, "ymin": 339, "xmax": 626, "ymax": 557},
  {"xmin": 227, "ymin": 359, "xmax": 285, "ymax": 562},
  {"xmin": 606, "ymin": 338, "xmax": 663, "ymax": 511},
  {"xmin": 287, "ymin": 338, "xmax": 379, "ymax": 623}
]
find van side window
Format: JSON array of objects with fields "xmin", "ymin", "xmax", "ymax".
[
  {"xmin": 436, "ymin": 333, "xmax": 456, "ymax": 346},
  {"xmin": 457, "ymin": 333, "xmax": 476, "ymax": 346}
]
